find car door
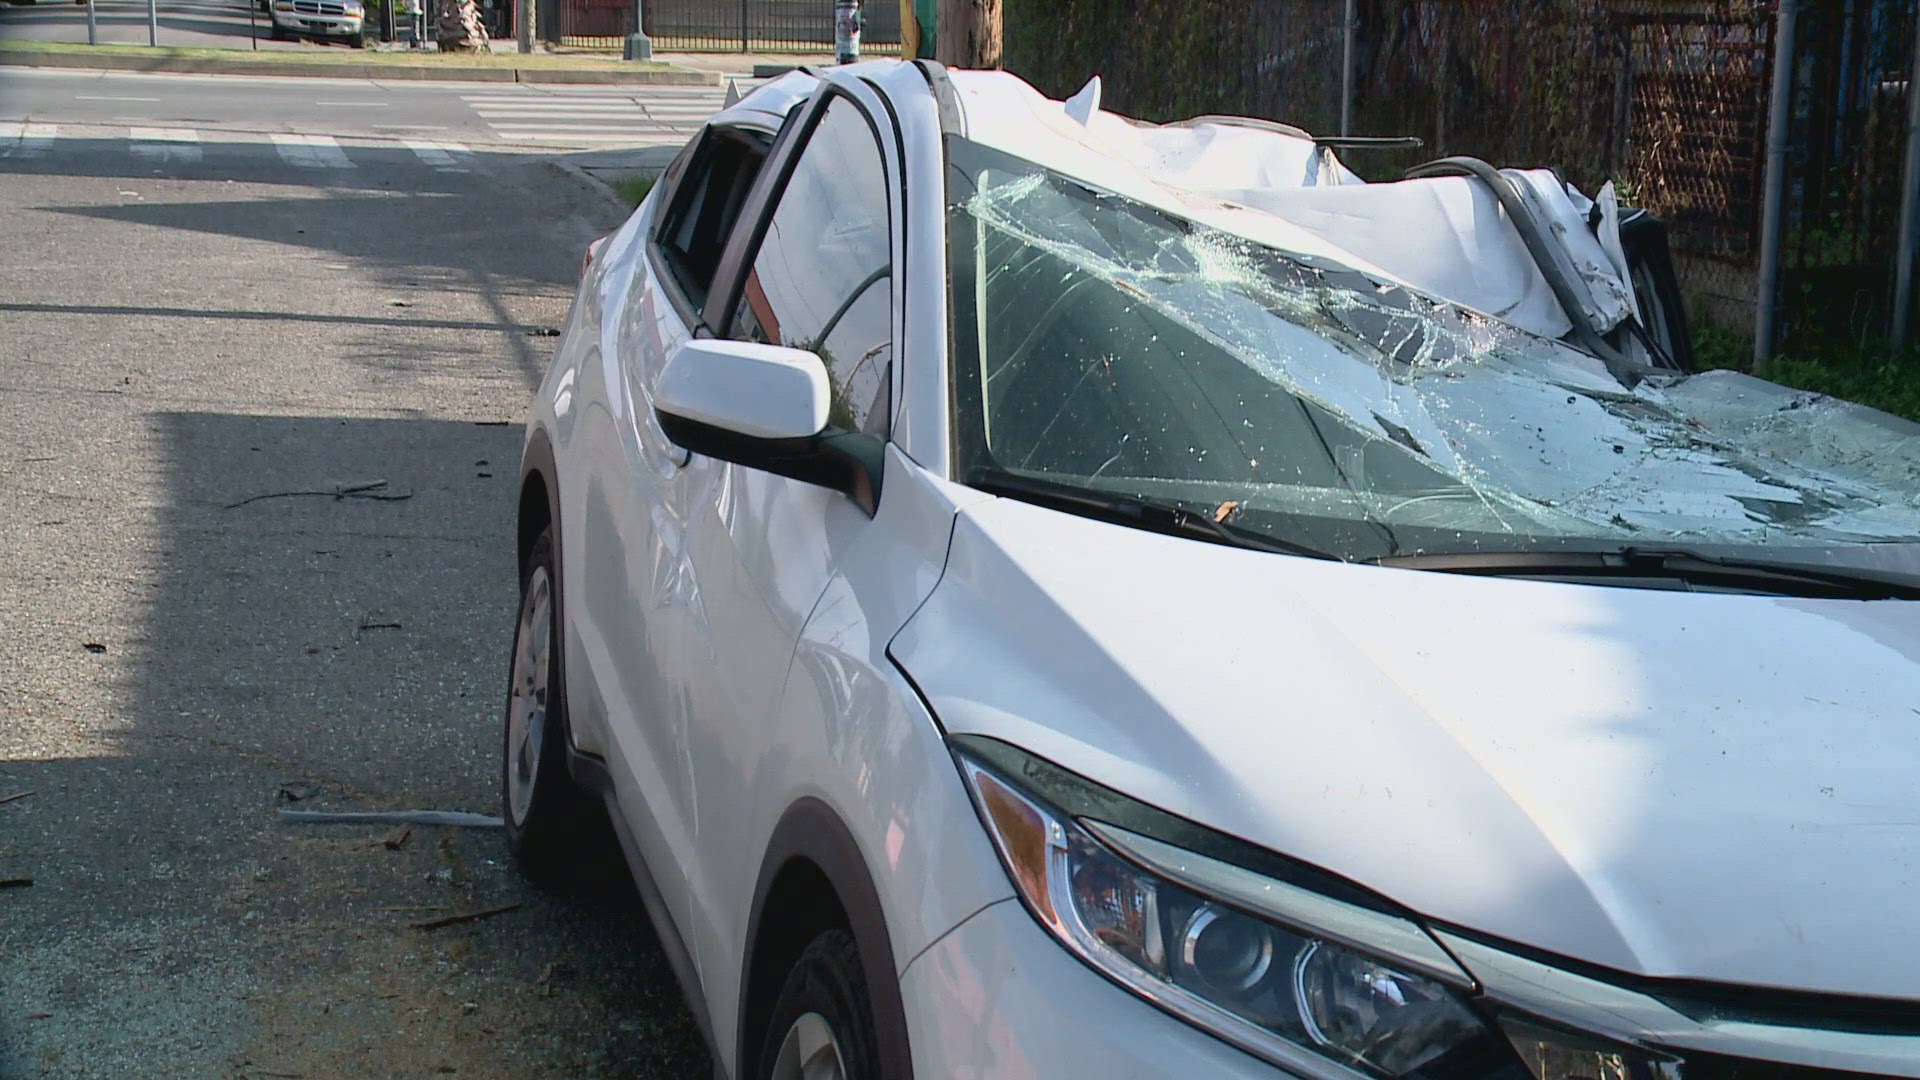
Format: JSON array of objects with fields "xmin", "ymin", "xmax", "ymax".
[
  {"xmin": 567, "ymin": 118, "xmax": 778, "ymax": 959},
  {"xmin": 669, "ymin": 85, "xmax": 904, "ymax": 983}
]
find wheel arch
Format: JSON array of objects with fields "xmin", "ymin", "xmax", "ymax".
[
  {"xmin": 738, "ymin": 797, "xmax": 914, "ymax": 1080},
  {"xmin": 517, "ymin": 425, "xmax": 559, "ymax": 579}
]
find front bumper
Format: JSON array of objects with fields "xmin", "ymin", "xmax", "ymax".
[
  {"xmin": 271, "ymin": 10, "xmax": 363, "ymax": 33},
  {"xmin": 900, "ymin": 898, "xmax": 1296, "ymax": 1077}
]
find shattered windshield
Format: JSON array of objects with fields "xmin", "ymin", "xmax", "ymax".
[{"xmin": 945, "ymin": 137, "xmax": 1920, "ymax": 563}]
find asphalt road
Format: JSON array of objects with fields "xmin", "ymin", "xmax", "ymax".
[
  {"xmin": 0, "ymin": 64, "xmax": 741, "ymax": 149},
  {"xmin": 0, "ymin": 64, "xmax": 712, "ymax": 1078}
]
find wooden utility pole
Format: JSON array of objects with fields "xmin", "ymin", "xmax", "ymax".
[{"xmin": 935, "ymin": 0, "xmax": 1000, "ymax": 68}]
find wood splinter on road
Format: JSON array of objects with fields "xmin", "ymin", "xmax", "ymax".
[{"xmin": 409, "ymin": 903, "xmax": 521, "ymax": 931}]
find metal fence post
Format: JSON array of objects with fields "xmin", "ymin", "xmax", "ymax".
[
  {"xmin": 1754, "ymin": 0, "xmax": 1797, "ymax": 375},
  {"xmin": 86, "ymin": 0, "xmax": 96, "ymax": 45},
  {"xmin": 149, "ymin": 0, "xmax": 159, "ymax": 45},
  {"xmin": 1892, "ymin": 22, "xmax": 1920, "ymax": 351},
  {"xmin": 1340, "ymin": 0, "xmax": 1355, "ymax": 136}
]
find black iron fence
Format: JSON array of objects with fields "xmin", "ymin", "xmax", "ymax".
[
  {"xmin": 1006, "ymin": 0, "xmax": 1919, "ymax": 352},
  {"xmin": 603, "ymin": 0, "xmax": 900, "ymax": 51}
]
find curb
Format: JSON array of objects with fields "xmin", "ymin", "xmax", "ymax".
[
  {"xmin": 0, "ymin": 47, "xmax": 720, "ymax": 84},
  {"xmin": 544, "ymin": 157, "xmax": 630, "ymax": 219}
]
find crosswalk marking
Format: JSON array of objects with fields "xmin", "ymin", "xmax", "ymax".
[
  {"xmin": 271, "ymin": 132, "xmax": 352, "ymax": 169},
  {"xmin": 404, "ymin": 139, "xmax": 470, "ymax": 171},
  {"xmin": 0, "ymin": 122, "xmax": 57, "ymax": 157},
  {"xmin": 129, "ymin": 127, "xmax": 201, "ymax": 163},
  {"xmin": 456, "ymin": 82, "xmax": 760, "ymax": 147}
]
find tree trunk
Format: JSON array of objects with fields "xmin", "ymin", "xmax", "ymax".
[
  {"xmin": 935, "ymin": 0, "xmax": 999, "ymax": 69},
  {"xmin": 438, "ymin": 0, "xmax": 490, "ymax": 51}
]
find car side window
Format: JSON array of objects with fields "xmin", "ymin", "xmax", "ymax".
[
  {"xmin": 655, "ymin": 126, "xmax": 769, "ymax": 312},
  {"xmin": 728, "ymin": 98, "xmax": 893, "ymax": 437}
]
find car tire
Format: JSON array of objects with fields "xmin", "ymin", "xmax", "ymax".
[
  {"xmin": 757, "ymin": 930, "xmax": 882, "ymax": 1080},
  {"xmin": 268, "ymin": 21, "xmax": 290, "ymax": 39},
  {"xmin": 501, "ymin": 529, "xmax": 600, "ymax": 884}
]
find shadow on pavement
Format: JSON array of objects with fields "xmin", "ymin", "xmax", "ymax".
[{"xmin": 0, "ymin": 412, "xmax": 711, "ymax": 1077}]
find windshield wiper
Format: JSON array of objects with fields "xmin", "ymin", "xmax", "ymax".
[
  {"xmin": 967, "ymin": 469, "xmax": 1332, "ymax": 561},
  {"xmin": 1369, "ymin": 546, "xmax": 1920, "ymax": 600}
]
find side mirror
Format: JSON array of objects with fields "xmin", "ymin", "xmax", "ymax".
[{"xmin": 654, "ymin": 338, "xmax": 883, "ymax": 515}]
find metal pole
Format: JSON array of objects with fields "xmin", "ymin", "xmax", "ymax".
[
  {"xmin": 1754, "ymin": 0, "xmax": 1797, "ymax": 375},
  {"xmin": 517, "ymin": 0, "xmax": 531, "ymax": 54},
  {"xmin": 1891, "ymin": 26, "xmax": 1920, "ymax": 350},
  {"xmin": 1340, "ymin": 0, "xmax": 1355, "ymax": 136},
  {"xmin": 149, "ymin": 0, "xmax": 159, "ymax": 45},
  {"xmin": 834, "ymin": 0, "xmax": 860, "ymax": 63},
  {"xmin": 86, "ymin": 0, "xmax": 97, "ymax": 45},
  {"xmin": 248, "ymin": 0, "xmax": 257, "ymax": 49},
  {"xmin": 739, "ymin": 0, "xmax": 746, "ymax": 53}
]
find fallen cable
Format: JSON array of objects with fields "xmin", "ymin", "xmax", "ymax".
[
  {"xmin": 410, "ymin": 903, "xmax": 521, "ymax": 931},
  {"xmin": 277, "ymin": 808, "xmax": 503, "ymax": 828},
  {"xmin": 224, "ymin": 479, "xmax": 413, "ymax": 511}
]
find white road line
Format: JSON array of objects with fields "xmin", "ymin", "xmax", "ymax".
[
  {"xmin": 76, "ymin": 95, "xmax": 160, "ymax": 102},
  {"xmin": 472, "ymin": 105, "xmax": 653, "ymax": 115},
  {"xmin": 486, "ymin": 124, "xmax": 688, "ymax": 133},
  {"xmin": 461, "ymin": 90, "xmax": 726, "ymax": 100},
  {"xmin": 404, "ymin": 139, "xmax": 470, "ymax": 170},
  {"xmin": 271, "ymin": 132, "xmax": 352, "ymax": 168},
  {"xmin": 487, "ymin": 131, "xmax": 688, "ymax": 143},
  {"xmin": 0, "ymin": 122, "xmax": 57, "ymax": 157},
  {"xmin": 316, "ymin": 100, "xmax": 389, "ymax": 107},
  {"xmin": 129, "ymin": 126, "xmax": 202, "ymax": 162}
]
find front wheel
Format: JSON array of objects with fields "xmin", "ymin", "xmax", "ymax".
[
  {"xmin": 502, "ymin": 530, "xmax": 599, "ymax": 883},
  {"xmin": 758, "ymin": 930, "xmax": 882, "ymax": 1080}
]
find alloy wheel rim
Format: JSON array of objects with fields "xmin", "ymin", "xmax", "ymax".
[
  {"xmin": 768, "ymin": 1012, "xmax": 847, "ymax": 1080},
  {"xmin": 505, "ymin": 566, "xmax": 552, "ymax": 827}
]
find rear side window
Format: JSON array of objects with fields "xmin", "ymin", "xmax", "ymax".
[{"xmin": 655, "ymin": 127, "xmax": 769, "ymax": 311}]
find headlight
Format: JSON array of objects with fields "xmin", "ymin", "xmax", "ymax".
[{"xmin": 954, "ymin": 738, "xmax": 1679, "ymax": 1080}]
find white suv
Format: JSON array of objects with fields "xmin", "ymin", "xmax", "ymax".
[{"xmin": 506, "ymin": 60, "xmax": 1920, "ymax": 1080}]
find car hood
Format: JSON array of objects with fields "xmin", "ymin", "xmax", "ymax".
[{"xmin": 891, "ymin": 496, "xmax": 1920, "ymax": 1000}]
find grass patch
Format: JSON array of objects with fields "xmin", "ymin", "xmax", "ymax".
[
  {"xmin": 1695, "ymin": 324, "xmax": 1920, "ymax": 422},
  {"xmin": 611, "ymin": 173, "xmax": 657, "ymax": 207},
  {"xmin": 0, "ymin": 36, "xmax": 681, "ymax": 68}
]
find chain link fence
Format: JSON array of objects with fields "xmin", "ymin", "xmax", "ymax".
[{"xmin": 1007, "ymin": 0, "xmax": 1918, "ymax": 351}]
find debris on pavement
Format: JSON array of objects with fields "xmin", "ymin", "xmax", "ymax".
[
  {"xmin": 222, "ymin": 479, "xmax": 413, "ymax": 511},
  {"xmin": 277, "ymin": 808, "xmax": 505, "ymax": 828},
  {"xmin": 409, "ymin": 903, "xmax": 521, "ymax": 931},
  {"xmin": 380, "ymin": 826, "xmax": 413, "ymax": 850},
  {"xmin": 82, "ymin": 642, "xmax": 107, "ymax": 654},
  {"xmin": 0, "ymin": 791, "xmax": 33, "ymax": 806},
  {"xmin": 1, "ymin": 878, "xmax": 33, "ymax": 889}
]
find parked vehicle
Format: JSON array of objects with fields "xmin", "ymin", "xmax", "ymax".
[
  {"xmin": 507, "ymin": 60, "xmax": 1920, "ymax": 1080},
  {"xmin": 266, "ymin": 0, "xmax": 367, "ymax": 46}
]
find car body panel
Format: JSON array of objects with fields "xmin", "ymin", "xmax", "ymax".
[
  {"xmin": 891, "ymin": 494, "xmax": 1920, "ymax": 1000},
  {"xmin": 900, "ymin": 900, "xmax": 1290, "ymax": 1078},
  {"xmin": 689, "ymin": 447, "xmax": 1007, "ymax": 1076}
]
